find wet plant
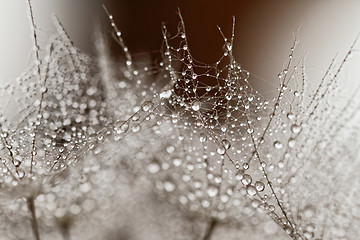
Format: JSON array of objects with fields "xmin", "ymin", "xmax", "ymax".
[
  {"xmin": 1, "ymin": 2, "xmax": 360, "ymax": 240},
  {"xmin": 103, "ymin": 7, "xmax": 360, "ymax": 240}
]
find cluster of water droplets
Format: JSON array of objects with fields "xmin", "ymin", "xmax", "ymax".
[{"xmin": 0, "ymin": 18, "xmax": 108, "ymax": 199}]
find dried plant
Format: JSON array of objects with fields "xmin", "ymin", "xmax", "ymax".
[
  {"xmin": 102, "ymin": 6, "xmax": 360, "ymax": 240},
  {"xmin": 0, "ymin": 1, "xmax": 108, "ymax": 239},
  {"xmin": 1, "ymin": 2, "xmax": 360, "ymax": 240}
]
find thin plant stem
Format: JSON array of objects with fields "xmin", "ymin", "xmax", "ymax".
[
  {"xmin": 202, "ymin": 219, "xmax": 217, "ymax": 240},
  {"xmin": 57, "ymin": 217, "xmax": 71, "ymax": 240},
  {"xmin": 26, "ymin": 196, "xmax": 40, "ymax": 240}
]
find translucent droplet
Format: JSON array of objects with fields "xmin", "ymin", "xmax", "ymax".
[
  {"xmin": 273, "ymin": 141, "xmax": 283, "ymax": 149},
  {"xmin": 288, "ymin": 138, "xmax": 296, "ymax": 148},
  {"xmin": 303, "ymin": 204, "xmax": 316, "ymax": 218},
  {"xmin": 164, "ymin": 180, "xmax": 175, "ymax": 192},
  {"xmin": 216, "ymin": 146, "xmax": 226, "ymax": 155},
  {"xmin": 236, "ymin": 171, "xmax": 244, "ymax": 181},
  {"xmin": 220, "ymin": 194, "xmax": 229, "ymax": 203},
  {"xmin": 147, "ymin": 161, "xmax": 160, "ymax": 174},
  {"xmin": 141, "ymin": 101, "xmax": 153, "ymax": 112},
  {"xmin": 132, "ymin": 124, "xmax": 141, "ymax": 133},
  {"xmin": 160, "ymin": 89, "xmax": 172, "ymax": 99},
  {"xmin": 242, "ymin": 163, "xmax": 249, "ymax": 170},
  {"xmin": 173, "ymin": 158, "xmax": 182, "ymax": 167},
  {"xmin": 255, "ymin": 181, "xmax": 265, "ymax": 192},
  {"xmin": 241, "ymin": 174, "xmax": 252, "ymax": 186},
  {"xmin": 291, "ymin": 124, "xmax": 301, "ymax": 134},
  {"xmin": 247, "ymin": 185, "xmax": 257, "ymax": 196},
  {"xmin": 251, "ymin": 199, "xmax": 261, "ymax": 208},
  {"xmin": 14, "ymin": 159, "xmax": 21, "ymax": 168},
  {"xmin": 191, "ymin": 101, "xmax": 201, "ymax": 111},
  {"xmin": 199, "ymin": 133, "xmax": 207, "ymax": 142},
  {"xmin": 225, "ymin": 92, "xmax": 232, "ymax": 100},
  {"xmin": 221, "ymin": 139, "xmax": 231, "ymax": 150},
  {"xmin": 201, "ymin": 200, "xmax": 210, "ymax": 208},
  {"xmin": 120, "ymin": 122, "xmax": 129, "ymax": 133},
  {"xmin": 207, "ymin": 185, "xmax": 219, "ymax": 197},
  {"xmin": 40, "ymin": 86, "xmax": 47, "ymax": 93},
  {"xmin": 193, "ymin": 180, "xmax": 202, "ymax": 188},
  {"xmin": 17, "ymin": 169, "xmax": 25, "ymax": 179},
  {"xmin": 287, "ymin": 113, "xmax": 295, "ymax": 120}
]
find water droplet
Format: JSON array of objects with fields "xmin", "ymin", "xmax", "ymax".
[
  {"xmin": 147, "ymin": 161, "xmax": 160, "ymax": 174},
  {"xmin": 160, "ymin": 89, "xmax": 172, "ymax": 99},
  {"xmin": 199, "ymin": 133, "xmax": 207, "ymax": 142},
  {"xmin": 291, "ymin": 124, "xmax": 300, "ymax": 134},
  {"xmin": 164, "ymin": 180, "xmax": 175, "ymax": 192},
  {"xmin": 220, "ymin": 194, "xmax": 229, "ymax": 203},
  {"xmin": 141, "ymin": 101, "xmax": 153, "ymax": 112},
  {"xmin": 242, "ymin": 163, "xmax": 249, "ymax": 170},
  {"xmin": 221, "ymin": 139, "xmax": 231, "ymax": 150},
  {"xmin": 236, "ymin": 171, "xmax": 244, "ymax": 181},
  {"xmin": 255, "ymin": 181, "xmax": 265, "ymax": 192},
  {"xmin": 193, "ymin": 180, "xmax": 202, "ymax": 188},
  {"xmin": 17, "ymin": 169, "xmax": 25, "ymax": 179},
  {"xmin": 288, "ymin": 138, "xmax": 296, "ymax": 148},
  {"xmin": 241, "ymin": 174, "xmax": 252, "ymax": 186},
  {"xmin": 191, "ymin": 101, "xmax": 201, "ymax": 111},
  {"xmin": 287, "ymin": 113, "xmax": 295, "ymax": 120},
  {"xmin": 173, "ymin": 158, "xmax": 182, "ymax": 167},
  {"xmin": 201, "ymin": 200, "xmax": 210, "ymax": 208},
  {"xmin": 247, "ymin": 185, "xmax": 257, "ymax": 196},
  {"xmin": 273, "ymin": 141, "xmax": 283, "ymax": 149},
  {"xmin": 40, "ymin": 86, "xmax": 47, "ymax": 93},
  {"xmin": 207, "ymin": 185, "xmax": 219, "ymax": 197},
  {"xmin": 216, "ymin": 146, "xmax": 226, "ymax": 155},
  {"xmin": 303, "ymin": 204, "xmax": 316, "ymax": 218},
  {"xmin": 118, "ymin": 122, "xmax": 129, "ymax": 133},
  {"xmin": 225, "ymin": 92, "xmax": 232, "ymax": 100},
  {"xmin": 14, "ymin": 159, "xmax": 21, "ymax": 168},
  {"xmin": 132, "ymin": 124, "xmax": 141, "ymax": 133}
]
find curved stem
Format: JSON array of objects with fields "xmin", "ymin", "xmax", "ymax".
[
  {"xmin": 26, "ymin": 196, "xmax": 40, "ymax": 240},
  {"xmin": 202, "ymin": 219, "xmax": 217, "ymax": 240}
]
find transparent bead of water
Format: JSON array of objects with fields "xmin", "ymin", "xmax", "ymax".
[
  {"xmin": 247, "ymin": 185, "xmax": 257, "ymax": 196},
  {"xmin": 141, "ymin": 101, "xmax": 153, "ymax": 112},
  {"xmin": 132, "ymin": 124, "xmax": 141, "ymax": 133},
  {"xmin": 216, "ymin": 146, "xmax": 226, "ymax": 155},
  {"xmin": 173, "ymin": 158, "xmax": 182, "ymax": 167},
  {"xmin": 288, "ymin": 138, "xmax": 296, "ymax": 148},
  {"xmin": 199, "ymin": 133, "xmax": 207, "ymax": 142},
  {"xmin": 14, "ymin": 159, "xmax": 21, "ymax": 168},
  {"xmin": 255, "ymin": 181, "xmax": 265, "ymax": 192},
  {"xmin": 236, "ymin": 171, "xmax": 244, "ymax": 181},
  {"xmin": 273, "ymin": 141, "xmax": 283, "ymax": 149},
  {"xmin": 164, "ymin": 180, "xmax": 175, "ymax": 192},
  {"xmin": 120, "ymin": 122, "xmax": 129, "ymax": 133},
  {"xmin": 291, "ymin": 124, "xmax": 301, "ymax": 134},
  {"xmin": 221, "ymin": 139, "xmax": 231, "ymax": 150},
  {"xmin": 192, "ymin": 101, "xmax": 201, "ymax": 111},
  {"xmin": 207, "ymin": 185, "xmax": 219, "ymax": 197},
  {"xmin": 241, "ymin": 174, "xmax": 252, "ymax": 186},
  {"xmin": 17, "ymin": 169, "xmax": 25, "ymax": 179},
  {"xmin": 242, "ymin": 163, "xmax": 249, "ymax": 170},
  {"xmin": 147, "ymin": 161, "xmax": 160, "ymax": 174}
]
